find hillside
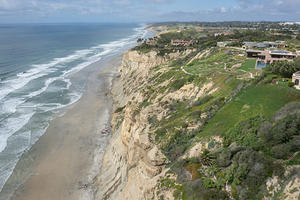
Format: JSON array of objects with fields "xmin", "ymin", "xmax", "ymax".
[{"xmin": 95, "ymin": 27, "xmax": 300, "ymax": 200}]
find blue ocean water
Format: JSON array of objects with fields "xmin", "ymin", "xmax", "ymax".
[{"xmin": 0, "ymin": 23, "xmax": 149, "ymax": 192}]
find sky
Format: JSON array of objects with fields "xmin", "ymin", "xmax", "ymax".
[{"xmin": 0, "ymin": 0, "xmax": 300, "ymax": 23}]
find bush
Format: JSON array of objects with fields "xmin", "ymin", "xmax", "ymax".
[
  {"xmin": 224, "ymin": 116, "xmax": 264, "ymax": 151},
  {"xmin": 192, "ymin": 95, "xmax": 213, "ymax": 107},
  {"xmin": 270, "ymin": 143, "xmax": 292, "ymax": 159},
  {"xmin": 265, "ymin": 60, "xmax": 300, "ymax": 78},
  {"xmin": 169, "ymin": 79, "xmax": 186, "ymax": 91},
  {"xmin": 288, "ymin": 81, "xmax": 295, "ymax": 87},
  {"xmin": 216, "ymin": 148, "xmax": 232, "ymax": 167},
  {"xmin": 201, "ymin": 189, "xmax": 229, "ymax": 200},
  {"xmin": 115, "ymin": 106, "xmax": 125, "ymax": 113},
  {"xmin": 199, "ymin": 149, "xmax": 216, "ymax": 166}
]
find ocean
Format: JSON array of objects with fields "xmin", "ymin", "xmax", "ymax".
[{"xmin": 0, "ymin": 23, "xmax": 150, "ymax": 193}]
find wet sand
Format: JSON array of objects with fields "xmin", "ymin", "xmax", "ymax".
[{"xmin": 0, "ymin": 56, "xmax": 121, "ymax": 200}]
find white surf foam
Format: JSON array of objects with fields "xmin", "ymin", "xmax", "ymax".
[
  {"xmin": 0, "ymin": 48, "xmax": 94, "ymax": 102},
  {"xmin": 0, "ymin": 24, "xmax": 149, "ymax": 195},
  {"xmin": 0, "ymin": 112, "xmax": 34, "ymax": 153},
  {"xmin": 0, "ymin": 22, "xmax": 148, "ymax": 148}
]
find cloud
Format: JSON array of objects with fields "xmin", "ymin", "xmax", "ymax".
[
  {"xmin": 152, "ymin": 0, "xmax": 170, "ymax": 2},
  {"xmin": 235, "ymin": 0, "xmax": 300, "ymax": 15},
  {"xmin": 0, "ymin": 0, "xmax": 299, "ymax": 22},
  {"xmin": 0, "ymin": 0, "xmax": 125, "ymax": 16},
  {"xmin": 154, "ymin": 0, "xmax": 300, "ymax": 22},
  {"xmin": 0, "ymin": 0, "xmax": 172, "ymax": 17}
]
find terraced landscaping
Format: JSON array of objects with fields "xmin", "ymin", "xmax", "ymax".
[{"xmin": 183, "ymin": 48, "xmax": 245, "ymax": 75}]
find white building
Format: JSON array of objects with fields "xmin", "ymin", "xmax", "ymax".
[
  {"xmin": 217, "ymin": 41, "xmax": 233, "ymax": 47},
  {"xmin": 292, "ymin": 71, "xmax": 300, "ymax": 90}
]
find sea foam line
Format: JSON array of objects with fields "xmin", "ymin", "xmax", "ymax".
[
  {"xmin": 0, "ymin": 24, "xmax": 149, "ymax": 196},
  {"xmin": 0, "ymin": 24, "xmax": 148, "ymax": 152},
  {"xmin": 0, "ymin": 24, "xmax": 147, "ymax": 103}
]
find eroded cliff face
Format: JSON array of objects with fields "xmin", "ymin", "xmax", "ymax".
[
  {"xmin": 95, "ymin": 50, "xmax": 172, "ymax": 200},
  {"xmin": 95, "ymin": 49, "xmax": 207, "ymax": 200}
]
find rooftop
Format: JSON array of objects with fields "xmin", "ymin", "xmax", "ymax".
[
  {"xmin": 269, "ymin": 50, "xmax": 297, "ymax": 55},
  {"xmin": 246, "ymin": 49, "xmax": 263, "ymax": 53},
  {"xmin": 244, "ymin": 42, "xmax": 268, "ymax": 48},
  {"xmin": 293, "ymin": 71, "xmax": 300, "ymax": 76}
]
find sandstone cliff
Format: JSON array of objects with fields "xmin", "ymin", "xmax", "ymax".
[{"xmin": 95, "ymin": 50, "xmax": 172, "ymax": 200}]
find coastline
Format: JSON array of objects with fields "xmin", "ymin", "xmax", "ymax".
[{"xmin": 0, "ymin": 56, "xmax": 122, "ymax": 200}]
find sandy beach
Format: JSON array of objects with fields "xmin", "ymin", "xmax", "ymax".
[{"xmin": 0, "ymin": 56, "xmax": 121, "ymax": 200}]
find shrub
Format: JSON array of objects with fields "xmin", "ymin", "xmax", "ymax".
[
  {"xmin": 265, "ymin": 60, "xmax": 300, "ymax": 78},
  {"xmin": 199, "ymin": 149, "xmax": 216, "ymax": 166},
  {"xmin": 224, "ymin": 116, "xmax": 264, "ymax": 151},
  {"xmin": 201, "ymin": 189, "xmax": 229, "ymax": 200},
  {"xmin": 288, "ymin": 81, "xmax": 295, "ymax": 87},
  {"xmin": 270, "ymin": 143, "xmax": 292, "ymax": 159},
  {"xmin": 115, "ymin": 106, "xmax": 125, "ymax": 113},
  {"xmin": 169, "ymin": 79, "xmax": 186, "ymax": 91},
  {"xmin": 192, "ymin": 95, "xmax": 213, "ymax": 107},
  {"xmin": 216, "ymin": 148, "xmax": 232, "ymax": 167}
]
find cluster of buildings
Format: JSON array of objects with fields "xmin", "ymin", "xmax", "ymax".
[
  {"xmin": 214, "ymin": 31, "xmax": 233, "ymax": 37},
  {"xmin": 216, "ymin": 38, "xmax": 300, "ymax": 90},
  {"xmin": 242, "ymin": 41, "xmax": 287, "ymax": 49},
  {"xmin": 245, "ymin": 45, "xmax": 300, "ymax": 90},
  {"xmin": 217, "ymin": 39, "xmax": 298, "ymax": 69},
  {"xmin": 246, "ymin": 49, "xmax": 297, "ymax": 61},
  {"xmin": 217, "ymin": 40, "xmax": 288, "ymax": 49},
  {"xmin": 171, "ymin": 39, "xmax": 196, "ymax": 46}
]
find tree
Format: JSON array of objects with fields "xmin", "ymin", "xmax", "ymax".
[
  {"xmin": 294, "ymin": 57, "xmax": 300, "ymax": 69},
  {"xmin": 137, "ymin": 38, "xmax": 143, "ymax": 43},
  {"xmin": 266, "ymin": 60, "xmax": 299, "ymax": 78}
]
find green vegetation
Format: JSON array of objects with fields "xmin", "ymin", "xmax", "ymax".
[
  {"xmin": 127, "ymin": 24, "xmax": 300, "ymax": 199},
  {"xmin": 224, "ymin": 113, "xmax": 300, "ymax": 159},
  {"xmin": 239, "ymin": 59, "xmax": 256, "ymax": 71},
  {"xmin": 115, "ymin": 106, "xmax": 125, "ymax": 113},
  {"xmin": 266, "ymin": 58, "xmax": 300, "ymax": 78},
  {"xmin": 287, "ymin": 153, "xmax": 300, "ymax": 165},
  {"xmin": 200, "ymin": 85, "xmax": 300, "ymax": 138},
  {"xmin": 184, "ymin": 49, "xmax": 244, "ymax": 74}
]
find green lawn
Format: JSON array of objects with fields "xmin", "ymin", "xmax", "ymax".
[
  {"xmin": 199, "ymin": 84, "xmax": 300, "ymax": 138},
  {"xmin": 239, "ymin": 59, "xmax": 257, "ymax": 71}
]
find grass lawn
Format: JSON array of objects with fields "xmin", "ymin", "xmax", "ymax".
[
  {"xmin": 199, "ymin": 84, "xmax": 300, "ymax": 138},
  {"xmin": 239, "ymin": 59, "xmax": 256, "ymax": 71}
]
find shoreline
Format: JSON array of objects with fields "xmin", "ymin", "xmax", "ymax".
[{"xmin": 0, "ymin": 55, "xmax": 122, "ymax": 200}]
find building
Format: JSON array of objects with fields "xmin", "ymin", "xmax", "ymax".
[
  {"xmin": 292, "ymin": 72, "xmax": 300, "ymax": 90},
  {"xmin": 247, "ymin": 50, "xmax": 297, "ymax": 60},
  {"xmin": 269, "ymin": 50, "xmax": 297, "ymax": 59},
  {"xmin": 246, "ymin": 50, "xmax": 267, "ymax": 59},
  {"xmin": 217, "ymin": 41, "xmax": 233, "ymax": 47},
  {"xmin": 243, "ymin": 41, "xmax": 287, "ymax": 49},
  {"xmin": 214, "ymin": 31, "xmax": 233, "ymax": 37},
  {"xmin": 243, "ymin": 42, "xmax": 268, "ymax": 49},
  {"xmin": 246, "ymin": 50, "xmax": 297, "ymax": 69},
  {"xmin": 171, "ymin": 40, "xmax": 193, "ymax": 46},
  {"xmin": 268, "ymin": 42, "xmax": 287, "ymax": 48}
]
